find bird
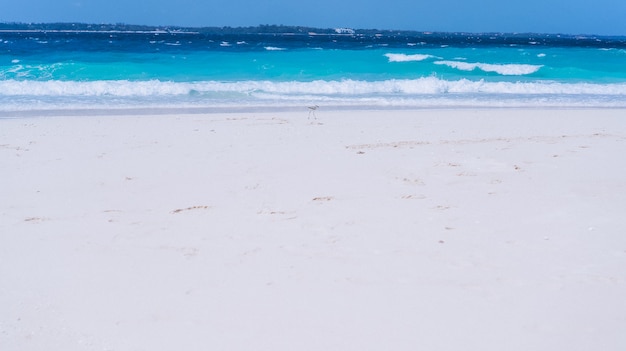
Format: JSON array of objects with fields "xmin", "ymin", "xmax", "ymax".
[{"xmin": 307, "ymin": 105, "xmax": 319, "ymax": 119}]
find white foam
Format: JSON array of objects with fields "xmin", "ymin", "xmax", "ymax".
[
  {"xmin": 2, "ymin": 78, "xmax": 626, "ymax": 97},
  {"xmin": 1, "ymin": 63, "xmax": 66, "ymax": 80},
  {"xmin": 434, "ymin": 60, "xmax": 543, "ymax": 75},
  {"xmin": 264, "ymin": 46, "xmax": 287, "ymax": 51},
  {"xmin": 2, "ymin": 78, "xmax": 626, "ymax": 111},
  {"xmin": 0, "ymin": 80, "xmax": 190, "ymax": 96},
  {"xmin": 385, "ymin": 53, "xmax": 434, "ymax": 62}
]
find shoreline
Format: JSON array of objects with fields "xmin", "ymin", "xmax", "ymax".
[
  {"xmin": 2, "ymin": 107, "xmax": 625, "ymax": 350},
  {"xmin": 3, "ymin": 104, "xmax": 626, "ymax": 118}
]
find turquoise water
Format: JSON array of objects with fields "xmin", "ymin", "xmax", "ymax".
[{"xmin": 2, "ymin": 25, "xmax": 626, "ymax": 111}]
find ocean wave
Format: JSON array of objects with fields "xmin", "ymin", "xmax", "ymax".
[
  {"xmin": 385, "ymin": 53, "xmax": 435, "ymax": 62},
  {"xmin": 264, "ymin": 46, "xmax": 287, "ymax": 51},
  {"xmin": 3, "ymin": 78, "xmax": 626, "ymax": 111},
  {"xmin": 2, "ymin": 78, "xmax": 626, "ymax": 97},
  {"xmin": 434, "ymin": 60, "xmax": 543, "ymax": 75},
  {"xmin": 0, "ymin": 80, "xmax": 190, "ymax": 96},
  {"xmin": 1, "ymin": 63, "xmax": 66, "ymax": 80}
]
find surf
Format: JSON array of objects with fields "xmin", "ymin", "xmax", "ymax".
[
  {"xmin": 2, "ymin": 78, "xmax": 626, "ymax": 112},
  {"xmin": 3, "ymin": 23, "xmax": 626, "ymax": 111},
  {"xmin": 433, "ymin": 60, "xmax": 543, "ymax": 75},
  {"xmin": 384, "ymin": 53, "xmax": 437, "ymax": 62}
]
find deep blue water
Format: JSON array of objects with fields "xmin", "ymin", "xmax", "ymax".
[{"xmin": 2, "ymin": 25, "xmax": 626, "ymax": 111}]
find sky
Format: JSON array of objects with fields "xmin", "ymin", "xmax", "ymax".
[{"xmin": 2, "ymin": 0, "xmax": 626, "ymax": 35}]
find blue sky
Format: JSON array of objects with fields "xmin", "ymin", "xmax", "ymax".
[{"xmin": 3, "ymin": 0, "xmax": 625, "ymax": 35}]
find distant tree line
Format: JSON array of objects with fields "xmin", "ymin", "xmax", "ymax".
[
  {"xmin": 0, "ymin": 22, "xmax": 421, "ymax": 36},
  {"xmin": 2, "ymin": 22, "xmax": 623, "ymax": 46},
  {"xmin": 0, "ymin": 22, "xmax": 344, "ymax": 34}
]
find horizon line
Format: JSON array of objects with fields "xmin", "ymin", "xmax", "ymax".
[{"xmin": 1, "ymin": 21, "xmax": 625, "ymax": 38}]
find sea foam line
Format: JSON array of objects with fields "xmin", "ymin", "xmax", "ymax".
[
  {"xmin": 434, "ymin": 60, "xmax": 543, "ymax": 75},
  {"xmin": 2, "ymin": 78, "xmax": 626, "ymax": 97},
  {"xmin": 384, "ymin": 53, "xmax": 436, "ymax": 62}
]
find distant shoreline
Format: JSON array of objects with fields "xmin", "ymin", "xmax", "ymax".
[{"xmin": 2, "ymin": 22, "xmax": 626, "ymax": 39}]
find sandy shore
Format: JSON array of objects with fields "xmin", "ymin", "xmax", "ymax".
[{"xmin": 2, "ymin": 108, "xmax": 626, "ymax": 350}]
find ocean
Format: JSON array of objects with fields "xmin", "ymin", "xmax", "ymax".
[{"xmin": 2, "ymin": 24, "xmax": 626, "ymax": 113}]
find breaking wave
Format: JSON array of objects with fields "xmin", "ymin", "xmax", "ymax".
[
  {"xmin": 434, "ymin": 60, "xmax": 543, "ymax": 75},
  {"xmin": 384, "ymin": 53, "xmax": 436, "ymax": 62},
  {"xmin": 2, "ymin": 78, "xmax": 626, "ymax": 111},
  {"xmin": 2, "ymin": 78, "xmax": 625, "ymax": 97}
]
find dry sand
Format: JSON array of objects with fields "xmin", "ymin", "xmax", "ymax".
[{"xmin": 2, "ymin": 108, "xmax": 626, "ymax": 350}]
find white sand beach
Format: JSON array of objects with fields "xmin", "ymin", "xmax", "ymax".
[{"xmin": 1, "ymin": 108, "xmax": 626, "ymax": 350}]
